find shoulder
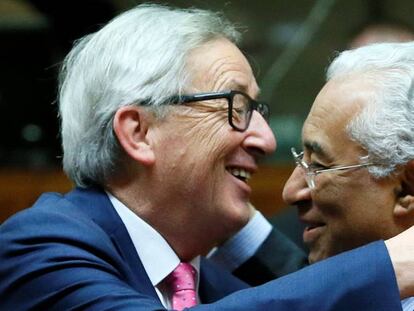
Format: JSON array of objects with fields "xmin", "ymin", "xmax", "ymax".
[
  {"xmin": 0, "ymin": 187, "xmax": 125, "ymax": 262},
  {"xmin": 1, "ymin": 190, "xmax": 111, "ymax": 244},
  {"xmin": 0, "ymin": 190, "xmax": 120, "ymax": 268},
  {"xmin": 0, "ymin": 189, "xmax": 143, "ymax": 310}
]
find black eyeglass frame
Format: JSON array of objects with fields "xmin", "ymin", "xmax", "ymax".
[{"xmin": 165, "ymin": 90, "xmax": 270, "ymax": 132}]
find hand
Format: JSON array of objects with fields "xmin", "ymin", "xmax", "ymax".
[{"xmin": 385, "ymin": 225, "xmax": 414, "ymax": 299}]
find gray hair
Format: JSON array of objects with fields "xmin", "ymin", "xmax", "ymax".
[
  {"xmin": 326, "ymin": 41, "xmax": 414, "ymax": 178},
  {"xmin": 58, "ymin": 4, "xmax": 241, "ymax": 187}
]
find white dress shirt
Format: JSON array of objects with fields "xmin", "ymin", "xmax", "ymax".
[{"xmin": 107, "ymin": 192, "xmax": 200, "ymax": 308}]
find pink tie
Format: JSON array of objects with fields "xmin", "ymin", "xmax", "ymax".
[{"xmin": 165, "ymin": 262, "xmax": 198, "ymax": 310}]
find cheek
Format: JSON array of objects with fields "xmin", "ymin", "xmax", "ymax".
[
  {"xmin": 312, "ymin": 181, "xmax": 344, "ymax": 218},
  {"xmin": 180, "ymin": 113, "xmax": 233, "ymax": 159},
  {"xmin": 309, "ymin": 173, "xmax": 401, "ymax": 259},
  {"xmin": 315, "ymin": 171, "xmax": 384, "ymax": 216},
  {"xmin": 312, "ymin": 182, "xmax": 364, "ymax": 244},
  {"xmin": 318, "ymin": 186, "xmax": 397, "ymax": 251},
  {"xmin": 316, "ymin": 179, "xmax": 376, "ymax": 231}
]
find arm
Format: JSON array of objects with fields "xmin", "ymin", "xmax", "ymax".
[
  {"xmin": 209, "ymin": 208, "xmax": 308, "ymax": 285},
  {"xmin": 0, "ymin": 200, "xmax": 407, "ymax": 311},
  {"xmin": 199, "ymin": 241, "xmax": 402, "ymax": 311}
]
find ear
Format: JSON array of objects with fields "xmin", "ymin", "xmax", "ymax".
[
  {"xmin": 394, "ymin": 160, "xmax": 414, "ymax": 217},
  {"xmin": 113, "ymin": 105, "xmax": 155, "ymax": 166}
]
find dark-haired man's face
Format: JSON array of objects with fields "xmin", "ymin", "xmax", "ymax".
[{"xmin": 283, "ymin": 75, "xmax": 407, "ymax": 263}]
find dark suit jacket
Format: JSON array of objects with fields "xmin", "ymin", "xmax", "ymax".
[
  {"xmin": 0, "ymin": 187, "xmax": 402, "ymax": 310},
  {"xmin": 234, "ymin": 225, "xmax": 308, "ymax": 286}
]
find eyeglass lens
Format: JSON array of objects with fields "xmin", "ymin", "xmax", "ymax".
[{"xmin": 231, "ymin": 93, "xmax": 250, "ymax": 130}]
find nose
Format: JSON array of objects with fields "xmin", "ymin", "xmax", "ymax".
[
  {"xmin": 242, "ymin": 111, "xmax": 276, "ymax": 156},
  {"xmin": 282, "ymin": 166, "xmax": 311, "ymax": 206}
]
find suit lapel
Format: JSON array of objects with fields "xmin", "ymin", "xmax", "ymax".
[
  {"xmin": 65, "ymin": 187, "xmax": 160, "ymax": 301},
  {"xmin": 109, "ymin": 222, "xmax": 159, "ymax": 299}
]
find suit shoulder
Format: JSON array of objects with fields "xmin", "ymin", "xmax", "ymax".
[{"xmin": 0, "ymin": 190, "xmax": 113, "ymax": 252}]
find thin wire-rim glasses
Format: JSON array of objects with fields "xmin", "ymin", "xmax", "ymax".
[{"xmin": 291, "ymin": 147, "xmax": 374, "ymax": 189}]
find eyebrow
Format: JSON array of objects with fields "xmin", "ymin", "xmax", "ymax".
[
  {"xmin": 303, "ymin": 140, "xmax": 333, "ymax": 161},
  {"xmin": 228, "ymin": 84, "xmax": 247, "ymax": 93},
  {"xmin": 225, "ymin": 80, "xmax": 260, "ymax": 98}
]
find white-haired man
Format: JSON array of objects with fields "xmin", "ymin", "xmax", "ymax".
[{"xmin": 1, "ymin": 4, "xmax": 414, "ymax": 311}]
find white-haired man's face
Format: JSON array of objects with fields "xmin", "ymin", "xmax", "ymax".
[
  {"xmin": 143, "ymin": 38, "xmax": 276, "ymax": 255},
  {"xmin": 283, "ymin": 75, "xmax": 412, "ymax": 263}
]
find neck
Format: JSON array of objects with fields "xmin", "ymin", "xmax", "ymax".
[{"xmin": 106, "ymin": 181, "xmax": 216, "ymax": 261}]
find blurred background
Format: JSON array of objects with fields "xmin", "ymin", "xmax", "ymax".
[{"xmin": 1, "ymin": 0, "xmax": 414, "ymax": 246}]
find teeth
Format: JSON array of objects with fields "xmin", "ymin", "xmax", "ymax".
[{"xmin": 229, "ymin": 168, "xmax": 251, "ymax": 181}]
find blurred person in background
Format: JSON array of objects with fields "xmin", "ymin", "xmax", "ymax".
[{"xmin": 349, "ymin": 20, "xmax": 414, "ymax": 49}]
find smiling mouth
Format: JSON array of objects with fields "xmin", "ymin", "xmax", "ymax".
[
  {"xmin": 306, "ymin": 223, "xmax": 325, "ymax": 230},
  {"xmin": 303, "ymin": 222, "xmax": 326, "ymax": 244},
  {"xmin": 227, "ymin": 167, "xmax": 252, "ymax": 183}
]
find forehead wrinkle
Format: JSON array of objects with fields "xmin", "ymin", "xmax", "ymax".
[{"xmin": 208, "ymin": 56, "xmax": 254, "ymax": 93}]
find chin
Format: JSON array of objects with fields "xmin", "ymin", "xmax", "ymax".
[
  {"xmin": 234, "ymin": 202, "xmax": 251, "ymax": 222},
  {"xmin": 308, "ymin": 249, "xmax": 328, "ymax": 264},
  {"xmin": 308, "ymin": 254, "xmax": 317, "ymax": 264},
  {"xmin": 223, "ymin": 205, "xmax": 250, "ymax": 233}
]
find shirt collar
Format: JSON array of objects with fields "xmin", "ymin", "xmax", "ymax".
[{"xmin": 107, "ymin": 192, "xmax": 200, "ymax": 286}]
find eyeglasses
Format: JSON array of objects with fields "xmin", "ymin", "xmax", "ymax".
[
  {"xmin": 167, "ymin": 90, "xmax": 270, "ymax": 132},
  {"xmin": 291, "ymin": 147, "xmax": 374, "ymax": 190}
]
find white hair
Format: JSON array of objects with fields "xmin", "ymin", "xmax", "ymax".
[
  {"xmin": 58, "ymin": 4, "xmax": 241, "ymax": 187},
  {"xmin": 327, "ymin": 41, "xmax": 414, "ymax": 177}
]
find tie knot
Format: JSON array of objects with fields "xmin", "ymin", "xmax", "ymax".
[
  {"xmin": 165, "ymin": 262, "xmax": 197, "ymax": 292},
  {"xmin": 164, "ymin": 262, "xmax": 198, "ymax": 310}
]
